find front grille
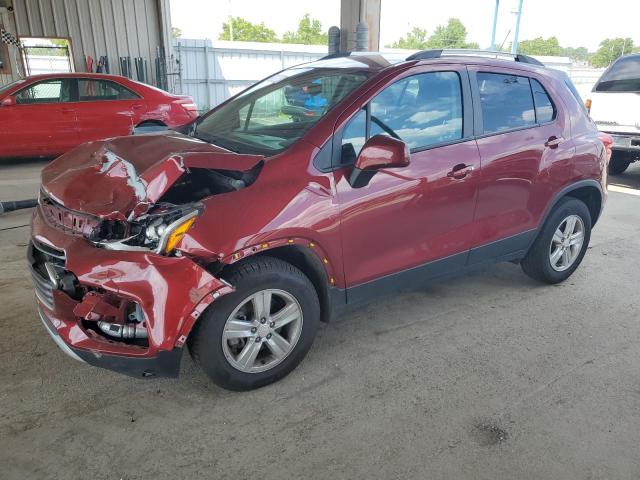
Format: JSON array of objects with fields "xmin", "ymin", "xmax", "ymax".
[
  {"xmin": 40, "ymin": 193, "xmax": 102, "ymax": 238},
  {"xmin": 28, "ymin": 239, "xmax": 67, "ymax": 310}
]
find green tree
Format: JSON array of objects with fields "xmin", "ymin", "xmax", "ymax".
[
  {"xmin": 591, "ymin": 38, "xmax": 634, "ymax": 67},
  {"xmin": 282, "ymin": 14, "xmax": 328, "ymax": 45},
  {"xmin": 517, "ymin": 36, "xmax": 561, "ymax": 56},
  {"xmin": 219, "ymin": 17, "xmax": 278, "ymax": 43},
  {"xmin": 171, "ymin": 27, "xmax": 182, "ymax": 39},
  {"xmin": 425, "ymin": 18, "xmax": 478, "ymax": 49},
  {"xmin": 560, "ymin": 46, "xmax": 590, "ymax": 62},
  {"xmin": 386, "ymin": 27, "xmax": 429, "ymax": 49}
]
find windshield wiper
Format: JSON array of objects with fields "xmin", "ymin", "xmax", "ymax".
[{"xmin": 193, "ymin": 131, "xmax": 240, "ymax": 153}]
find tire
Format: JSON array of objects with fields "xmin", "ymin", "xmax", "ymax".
[
  {"xmin": 521, "ymin": 197, "xmax": 592, "ymax": 284},
  {"xmin": 608, "ymin": 153, "xmax": 631, "ymax": 175},
  {"xmin": 189, "ymin": 256, "xmax": 320, "ymax": 391}
]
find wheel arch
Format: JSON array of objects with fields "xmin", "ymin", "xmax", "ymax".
[
  {"xmin": 542, "ymin": 179, "xmax": 604, "ymax": 229},
  {"xmin": 218, "ymin": 240, "xmax": 343, "ymax": 324},
  {"xmin": 135, "ymin": 119, "xmax": 167, "ymax": 128}
]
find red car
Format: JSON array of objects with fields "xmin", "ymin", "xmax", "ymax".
[
  {"xmin": 30, "ymin": 51, "xmax": 608, "ymax": 390},
  {"xmin": 0, "ymin": 73, "xmax": 198, "ymax": 159}
]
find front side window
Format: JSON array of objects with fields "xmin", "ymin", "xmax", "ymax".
[
  {"xmin": 78, "ymin": 79, "xmax": 139, "ymax": 101},
  {"xmin": 15, "ymin": 79, "xmax": 71, "ymax": 104},
  {"xmin": 195, "ymin": 68, "xmax": 371, "ymax": 155},
  {"xmin": 369, "ymin": 72, "xmax": 463, "ymax": 149},
  {"xmin": 477, "ymin": 72, "xmax": 535, "ymax": 134},
  {"xmin": 340, "ymin": 71, "xmax": 464, "ymax": 165}
]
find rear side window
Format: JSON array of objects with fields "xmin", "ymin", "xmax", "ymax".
[
  {"xmin": 476, "ymin": 72, "xmax": 535, "ymax": 134},
  {"xmin": 530, "ymin": 79, "xmax": 555, "ymax": 123},
  {"xmin": 78, "ymin": 79, "xmax": 139, "ymax": 101},
  {"xmin": 594, "ymin": 55, "xmax": 640, "ymax": 92}
]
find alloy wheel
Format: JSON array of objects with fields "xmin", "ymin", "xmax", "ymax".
[
  {"xmin": 549, "ymin": 214, "xmax": 585, "ymax": 272},
  {"xmin": 221, "ymin": 289, "xmax": 303, "ymax": 373}
]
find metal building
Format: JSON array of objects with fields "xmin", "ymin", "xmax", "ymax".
[{"xmin": 0, "ymin": 0, "xmax": 173, "ymax": 87}]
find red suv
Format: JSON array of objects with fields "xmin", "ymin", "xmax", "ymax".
[{"xmin": 30, "ymin": 50, "xmax": 608, "ymax": 390}]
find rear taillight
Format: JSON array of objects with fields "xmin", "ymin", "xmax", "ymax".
[
  {"xmin": 181, "ymin": 102, "xmax": 198, "ymax": 112},
  {"xmin": 585, "ymin": 98, "xmax": 591, "ymax": 114},
  {"xmin": 598, "ymin": 132, "xmax": 613, "ymax": 162},
  {"xmin": 175, "ymin": 97, "xmax": 198, "ymax": 114}
]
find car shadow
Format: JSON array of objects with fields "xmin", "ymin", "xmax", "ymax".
[{"xmin": 608, "ymin": 161, "xmax": 640, "ymax": 190}]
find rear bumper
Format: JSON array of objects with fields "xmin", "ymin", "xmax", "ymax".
[{"xmin": 602, "ymin": 132, "xmax": 640, "ymax": 153}]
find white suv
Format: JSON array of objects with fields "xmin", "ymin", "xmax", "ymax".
[{"xmin": 587, "ymin": 54, "xmax": 640, "ymax": 174}]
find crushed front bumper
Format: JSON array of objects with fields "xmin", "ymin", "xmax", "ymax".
[
  {"xmin": 38, "ymin": 306, "xmax": 183, "ymax": 377},
  {"xmin": 29, "ymin": 205, "xmax": 232, "ymax": 378}
]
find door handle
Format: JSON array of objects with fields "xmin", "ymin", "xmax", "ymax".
[
  {"xmin": 545, "ymin": 136, "xmax": 563, "ymax": 148},
  {"xmin": 61, "ymin": 107, "xmax": 75, "ymax": 114},
  {"xmin": 131, "ymin": 104, "xmax": 144, "ymax": 110},
  {"xmin": 447, "ymin": 163, "xmax": 474, "ymax": 179}
]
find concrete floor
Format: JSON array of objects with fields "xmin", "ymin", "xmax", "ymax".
[{"xmin": 1, "ymin": 159, "xmax": 640, "ymax": 480}]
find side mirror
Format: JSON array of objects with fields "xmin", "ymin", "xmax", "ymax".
[
  {"xmin": 349, "ymin": 135, "xmax": 410, "ymax": 188},
  {"xmin": 1, "ymin": 96, "xmax": 16, "ymax": 107}
]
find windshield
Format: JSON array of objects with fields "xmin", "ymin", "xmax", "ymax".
[
  {"xmin": 594, "ymin": 55, "xmax": 640, "ymax": 92},
  {"xmin": 0, "ymin": 79, "xmax": 25, "ymax": 96},
  {"xmin": 194, "ymin": 68, "xmax": 371, "ymax": 155}
]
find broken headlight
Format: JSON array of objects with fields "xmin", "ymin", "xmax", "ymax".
[{"xmin": 94, "ymin": 203, "xmax": 202, "ymax": 255}]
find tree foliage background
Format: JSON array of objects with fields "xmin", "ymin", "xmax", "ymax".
[
  {"xmin": 210, "ymin": 14, "xmax": 638, "ymax": 68},
  {"xmin": 282, "ymin": 14, "xmax": 328, "ymax": 45},
  {"xmin": 387, "ymin": 18, "xmax": 478, "ymax": 50}
]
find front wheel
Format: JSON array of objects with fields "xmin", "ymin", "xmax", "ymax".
[
  {"xmin": 189, "ymin": 256, "xmax": 320, "ymax": 391},
  {"xmin": 521, "ymin": 197, "xmax": 592, "ymax": 284}
]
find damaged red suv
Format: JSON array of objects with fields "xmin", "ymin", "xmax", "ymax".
[{"xmin": 30, "ymin": 50, "xmax": 608, "ymax": 390}]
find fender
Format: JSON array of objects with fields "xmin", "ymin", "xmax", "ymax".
[{"xmin": 221, "ymin": 236, "xmax": 338, "ymax": 288}]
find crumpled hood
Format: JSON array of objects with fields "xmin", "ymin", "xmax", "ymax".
[{"xmin": 41, "ymin": 131, "xmax": 263, "ymax": 220}]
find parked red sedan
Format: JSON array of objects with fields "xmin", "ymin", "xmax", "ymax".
[{"xmin": 0, "ymin": 73, "xmax": 198, "ymax": 159}]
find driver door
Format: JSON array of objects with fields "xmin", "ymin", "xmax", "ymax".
[
  {"xmin": 8, "ymin": 78, "xmax": 78, "ymax": 157},
  {"xmin": 333, "ymin": 66, "xmax": 481, "ymax": 302}
]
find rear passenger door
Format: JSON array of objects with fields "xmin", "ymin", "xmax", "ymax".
[
  {"xmin": 468, "ymin": 67, "xmax": 571, "ymax": 264},
  {"xmin": 74, "ymin": 78, "xmax": 145, "ymax": 143}
]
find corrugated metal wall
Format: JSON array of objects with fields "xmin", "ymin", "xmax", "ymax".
[
  {"xmin": 1, "ymin": 0, "xmax": 172, "ymax": 85},
  {"xmin": 174, "ymin": 39, "xmax": 327, "ymax": 110}
]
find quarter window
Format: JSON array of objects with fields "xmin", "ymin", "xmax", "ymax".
[
  {"xmin": 341, "ymin": 108, "xmax": 367, "ymax": 166},
  {"xmin": 530, "ymin": 78, "xmax": 555, "ymax": 123},
  {"xmin": 78, "ymin": 79, "xmax": 139, "ymax": 101},
  {"xmin": 476, "ymin": 72, "xmax": 536, "ymax": 134}
]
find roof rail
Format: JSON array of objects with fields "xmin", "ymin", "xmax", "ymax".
[{"xmin": 406, "ymin": 49, "xmax": 545, "ymax": 67}]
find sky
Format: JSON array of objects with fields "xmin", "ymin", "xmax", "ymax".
[{"xmin": 169, "ymin": 0, "xmax": 640, "ymax": 52}]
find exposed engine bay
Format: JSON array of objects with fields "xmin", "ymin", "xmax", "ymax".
[{"xmin": 160, "ymin": 162, "xmax": 262, "ymax": 204}]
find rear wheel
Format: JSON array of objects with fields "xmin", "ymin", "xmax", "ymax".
[
  {"xmin": 521, "ymin": 197, "xmax": 591, "ymax": 284},
  {"xmin": 189, "ymin": 256, "xmax": 320, "ymax": 391},
  {"xmin": 608, "ymin": 152, "xmax": 632, "ymax": 174}
]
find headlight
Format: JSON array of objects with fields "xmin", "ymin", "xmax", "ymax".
[
  {"xmin": 95, "ymin": 204, "xmax": 201, "ymax": 255},
  {"xmin": 153, "ymin": 210, "xmax": 198, "ymax": 254}
]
